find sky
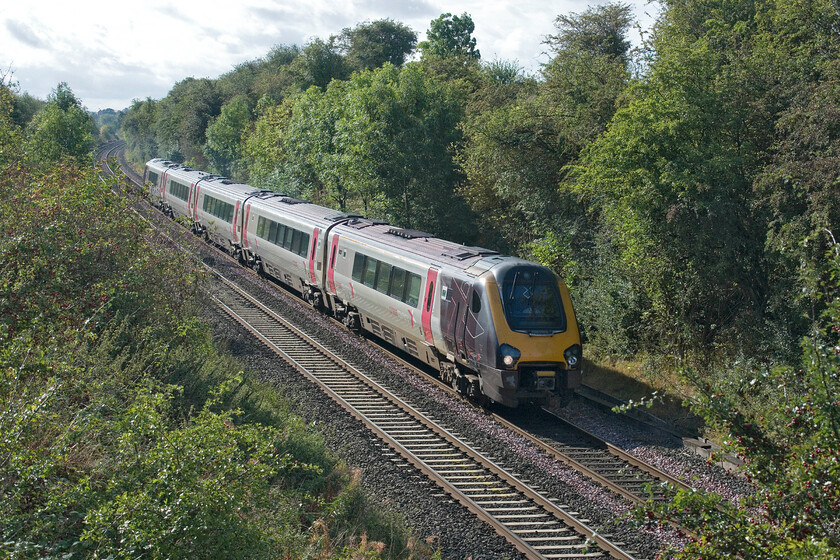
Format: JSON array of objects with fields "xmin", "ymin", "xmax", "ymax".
[{"xmin": 1, "ymin": 0, "xmax": 660, "ymax": 112}]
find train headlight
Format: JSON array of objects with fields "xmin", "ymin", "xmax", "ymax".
[
  {"xmin": 499, "ymin": 344, "xmax": 521, "ymax": 369},
  {"xmin": 564, "ymin": 344, "xmax": 582, "ymax": 369}
]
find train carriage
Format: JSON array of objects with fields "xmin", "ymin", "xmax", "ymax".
[
  {"xmin": 325, "ymin": 220, "xmax": 433, "ymax": 364},
  {"xmin": 144, "ymin": 158, "xmax": 181, "ymax": 211},
  {"xmin": 143, "ymin": 158, "xmax": 583, "ymax": 408},
  {"xmin": 325, "ymin": 220, "xmax": 583, "ymax": 407},
  {"xmin": 238, "ymin": 194, "xmax": 341, "ymax": 303},
  {"xmin": 192, "ymin": 177, "xmax": 257, "ymax": 251}
]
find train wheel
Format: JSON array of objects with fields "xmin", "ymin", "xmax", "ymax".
[{"xmin": 343, "ymin": 312, "xmax": 360, "ymax": 331}]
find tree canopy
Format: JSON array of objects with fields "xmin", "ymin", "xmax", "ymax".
[
  {"xmin": 339, "ymin": 19, "xmax": 418, "ymax": 71},
  {"xmin": 419, "ymin": 12, "xmax": 480, "ymax": 60},
  {"xmin": 26, "ymin": 82, "xmax": 95, "ymax": 163}
]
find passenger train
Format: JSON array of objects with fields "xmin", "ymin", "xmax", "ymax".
[{"xmin": 145, "ymin": 158, "xmax": 583, "ymax": 407}]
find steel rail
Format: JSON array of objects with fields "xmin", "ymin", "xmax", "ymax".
[
  {"xmin": 207, "ymin": 270, "xmax": 637, "ymax": 560},
  {"xmin": 100, "ymin": 144, "xmax": 648, "ymax": 557}
]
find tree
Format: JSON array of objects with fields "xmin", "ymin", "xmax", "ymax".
[
  {"xmin": 289, "ymin": 38, "xmax": 349, "ymax": 91},
  {"xmin": 641, "ymin": 236, "xmax": 840, "ymax": 559},
  {"xmin": 204, "ymin": 95, "xmax": 252, "ymax": 177},
  {"xmin": 0, "ymin": 76, "xmax": 23, "ymax": 166},
  {"xmin": 458, "ymin": 3, "xmax": 635, "ymax": 295},
  {"xmin": 339, "ymin": 19, "xmax": 418, "ymax": 71},
  {"xmin": 335, "ymin": 64, "xmax": 474, "ymax": 238},
  {"xmin": 542, "ymin": 2, "xmax": 634, "ymax": 145},
  {"xmin": 275, "ymin": 64, "xmax": 476, "ymax": 240},
  {"xmin": 26, "ymin": 82, "xmax": 95, "ymax": 163},
  {"xmin": 121, "ymin": 97, "xmax": 159, "ymax": 165},
  {"xmin": 419, "ymin": 13, "xmax": 480, "ymax": 60},
  {"xmin": 575, "ymin": 0, "xmax": 778, "ymax": 359},
  {"xmin": 252, "ymin": 45, "xmax": 300, "ymax": 102},
  {"xmin": 155, "ymin": 77, "xmax": 221, "ymax": 165},
  {"xmin": 243, "ymin": 98, "xmax": 293, "ymax": 191},
  {"xmin": 283, "ymin": 81, "xmax": 353, "ymax": 207},
  {"xmin": 11, "ymin": 91, "xmax": 45, "ymax": 128},
  {"xmin": 546, "ymin": 2, "xmax": 633, "ymax": 62}
]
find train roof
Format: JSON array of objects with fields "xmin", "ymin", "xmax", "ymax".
[
  {"xmin": 333, "ymin": 217, "xmax": 511, "ymax": 276},
  {"xmin": 146, "ymin": 160, "xmax": 258, "ymax": 198},
  {"xmin": 247, "ymin": 192, "xmax": 353, "ymax": 226}
]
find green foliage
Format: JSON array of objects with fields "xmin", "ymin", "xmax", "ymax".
[
  {"xmin": 419, "ymin": 13, "xmax": 480, "ymax": 61},
  {"xmin": 10, "ymin": 91, "xmax": 45, "ymax": 128},
  {"xmin": 575, "ymin": 0, "xmax": 810, "ymax": 360},
  {"xmin": 481, "ymin": 59, "xmax": 527, "ymax": 87},
  {"xmin": 80, "ymin": 382, "xmax": 308, "ymax": 560},
  {"xmin": 243, "ymin": 98, "xmax": 294, "ymax": 191},
  {"xmin": 282, "ymin": 81, "xmax": 352, "ymax": 205},
  {"xmin": 458, "ymin": 98, "xmax": 579, "ymax": 253},
  {"xmin": 121, "ymin": 97, "xmax": 159, "ymax": 164},
  {"xmin": 542, "ymin": 2, "xmax": 633, "ymax": 146},
  {"xmin": 204, "ymin": 95, "xmax": 252, "ymax": 177},
  {"xmin": 546, "ymin": 2, "xmax": 633, "ymax": 62},
  {"xmin": 0, "ymin": 80, "xmax": 23, "ymax": 166},
  {"xmin": 639, "ymin": 238, "xmax": 840, "ymax": 559},
  {"xmin": 155, "ymin": 77, "xmax": 221, "ymax": 165},
  {"xmin": 26, "ymin": 82, "xmax": 95, "ymax": 163},
  {"xmin": 290, "ymin": 38, "xmax": 350, "ymax": 91},
  {"xmin": 0, "ymin": 119, "xmax": 417, "ymax": 559},
  {"xmin": 252, "ymin": 45, "xmax": 302, "ymax": 102},
  {"xmin": 458, "ymin": 3, "xmax": 633, "ymax": 289},
  {"xmin": 339, "ymin": 19, "xmax": 418, "ymax": 71},
  {"xmin": 275, "ymin": 64, "xmax": 476, "ymax": 240}
]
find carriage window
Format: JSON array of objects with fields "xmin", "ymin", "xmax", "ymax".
[
  {"xmin": 406, "ymin": 273, "xmax": 421, "ymax": 307},
  {"xmin": 350, "ymin": 252, "xmax": 422, "ymax": 307},
  {"xmin": 169, "ymin": 180, "xmax": 189, "ymax": 201},
  {"xmin": 389, "ymin": 268, "xmax": 406, "ymax": 300},
  {"xmin": 471, "ymin": 290, "xmax": 482, "ymax": 313},
  {"xmin": 352, "ymin": 253, "xmax": 365, "ymax": 281},
  {"xmin": 202, "ymin": 195, "xmax": 234, "ymax": 223},
  {"xmin": 256, "ymin": 216, "xmax": 309, "ymax": 256},
  {"xmin": 363, "ymin": 257, "xmax": 378, "ymax": 287},
  {"xmin": 298, "ymin": 232, "xmax": 311, "ymax": 257},
  {"xmin": 375, "ymin": 263, "xmax": 392, "ymax": 293},
  {"xmin": 148, "ymin": 170, "xmax": 159, "ymax": 185},
  {"xmin": 425, "ymin": 281, "xmax": 435, "ymax": 312}
]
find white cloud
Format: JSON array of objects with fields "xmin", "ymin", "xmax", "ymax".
[{"xmin": 0, "ymin": 0, "xmax": 659, "ymax": 111}]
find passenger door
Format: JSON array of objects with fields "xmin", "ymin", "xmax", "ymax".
[
  {"xmin": 421, "ymin": 268, "xmax": 438, "ymax": 345},
  {"xmin": 440, "ymin": 276, "xmax": 470, "ymax": 360}
]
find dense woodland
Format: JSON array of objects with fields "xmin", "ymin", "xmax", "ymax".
[{"xmin": 2, "ymin": 0, "xmax": 840, "ymax": 557}]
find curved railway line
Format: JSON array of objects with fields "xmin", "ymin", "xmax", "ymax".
[
  {"xmin": 98, "ymin": 141, "xmax": 709, "ymax": 559},
  {"xmin": 208, "ymin": 268, "xmax": 634, "ymax": 559}
]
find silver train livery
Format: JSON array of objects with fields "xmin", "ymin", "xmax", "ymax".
[{"xmin": 145, "ymin": 158, "xmax": 583, "ymax": 407}]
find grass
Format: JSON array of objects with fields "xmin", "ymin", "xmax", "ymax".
[{"xmin": 582, "ymin": 356, "xmax": 705, "ymax": 436}]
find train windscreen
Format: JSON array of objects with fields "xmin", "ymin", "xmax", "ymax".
[{"xmin": 499, "ymin": 267, "xmax": 567, "ymax": 333}]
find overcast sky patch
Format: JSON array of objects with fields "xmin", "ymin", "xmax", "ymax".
[
  {"xmin": 6, "ymin": 19, "xmax": 47, "ymax": 50},
  {"xmin": 1, "ymin": 0, "xmax": 659, "ymax": 111}
]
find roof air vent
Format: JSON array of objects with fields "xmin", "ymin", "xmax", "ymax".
[{"xmin": 386, "ymin": 228, "xmax": 433, "ymax": 239}]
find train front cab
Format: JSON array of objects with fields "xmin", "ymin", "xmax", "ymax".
[{"xmin": 473, "ymin": 262, "xmax": 582, "ymax": 407}]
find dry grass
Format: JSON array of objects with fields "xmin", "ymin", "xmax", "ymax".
[{"xmin": 582, "ymin": 357, "xmax": 705, "ymax": 436}]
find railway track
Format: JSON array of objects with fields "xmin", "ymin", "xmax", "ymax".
[
  {"xmin": 493, "ymin": 407, "xmax": 692, "ymax": 505},
  {"xmin": 99, "ymin": 142, "xmax": 703, "ymax": 558},
  {"xmin": 365, "ymin": 333, "xmax": 695, "ymax": 507},
  {"xmin": 206, "ymin": 268, "xmax": 637, "ymax": 560}
]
